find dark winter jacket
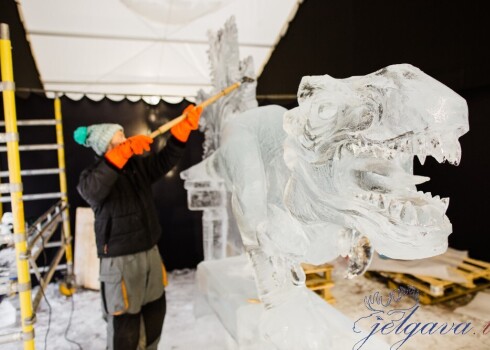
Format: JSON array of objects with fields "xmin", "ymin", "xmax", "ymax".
[{"xmin": 77, "ymin": 136, "xmax": 186, "ymax": 257}]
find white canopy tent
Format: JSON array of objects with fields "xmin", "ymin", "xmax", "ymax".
[{"xmin": 17, "ymin": 0, "xmax": 302, "ymax": 102}]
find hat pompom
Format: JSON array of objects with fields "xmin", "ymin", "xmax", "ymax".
[{"xmin": 74, "ymin": 126, "xmax": 88, "ymax": 146}]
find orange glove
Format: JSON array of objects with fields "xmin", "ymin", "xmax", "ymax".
[
  {"xmin": 105, "ymin": 135, "xmax": 153, "ymax": 169},
  {"xmin": 127, "ymin": 135, "xmax": 153, "ymax": 155},
  {"xmin": 170, "ymin": 105, "xmax": 203, "ymax": 142}
]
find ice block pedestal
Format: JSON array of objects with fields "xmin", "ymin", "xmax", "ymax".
[
  {"xmin": 195, "ymin": 255, "xmax": 390, "ymax": 350},
  {"xmin": 195, "ymin": 255, "xmax": 267, "ymax": 349}
]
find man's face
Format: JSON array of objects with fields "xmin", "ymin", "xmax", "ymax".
[{"xmin": 107, "ymin": 130, "xmax": 126, "ymax": 151}]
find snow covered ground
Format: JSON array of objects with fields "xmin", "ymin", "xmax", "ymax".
[{"xmin": 1, "ymin": 269, "xmax": 489, "ymax": 349}]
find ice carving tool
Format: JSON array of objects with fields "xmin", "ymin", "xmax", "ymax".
[{"xmin": 150, "ymin": 76, "xmax": 255, "ymax": 138}]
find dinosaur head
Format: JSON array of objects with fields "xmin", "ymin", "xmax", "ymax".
[{"xmin": 282, "ymin": 64, "xmax": 469, "ymax": 260}]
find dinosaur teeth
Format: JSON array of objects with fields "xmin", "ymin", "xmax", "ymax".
[
  {"xmin": 445, "ymin": 152, "xmax": 452, "ymax": 164},
  {"xmin": 441, "ymin": 197, "xmax": 450, "ymax": 211},
  {"xmin": 412, "ymin": 175, "xmax": 430, "ymax": 185},
  {"xmin": 384, "ymin": 198, "xmax": 392, "ymax": 209},
  {"xmin": 429, "ymin": 136, "xmax": 444, "ymax": 163},
  {"xmin": 389, "ymin": 201, "xmax": 403, "ymax": 218},
  {"xmin": 400, "ymin": 202, "xmax": 417, "ymax": 225},
  {"xmin": 411, "ymin": 134, "xmax": 462, "ymax": 165},
  {"xmin": 413, "ymin": 135, "xmax": 427, "ymax": 164},
  {"xmin": 444, "ymin": 141, "xmax": 462, "ymax": 165},
  {"xmin": 416, "ymin": 207, "xmax": 430, "ymax": 225},
  {"xmin": 453, "ymin": 142, "xmax": 462, "ymax": 166},
  {"xmin": 416, "ymin": 154, "xmax": 427, "ymax": 165}
]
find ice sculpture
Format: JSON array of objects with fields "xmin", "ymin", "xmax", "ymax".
[
  {"xmin": 183, "ymin": 64, "xmax": 469, "ymax": 349},
  {"xmin": 181, "ymin": 17, "xmax": 257, "ymax": 260}
]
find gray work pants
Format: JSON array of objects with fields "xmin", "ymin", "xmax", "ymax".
[{"xmin": 99, "ymin": 245, "xmax": 167, "ymax": 350}]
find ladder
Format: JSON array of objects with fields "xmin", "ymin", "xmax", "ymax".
[{"xmin": 0, "ymin": 23, "xmax": 74, "ymax": 350}]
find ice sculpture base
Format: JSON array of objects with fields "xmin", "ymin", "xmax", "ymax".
[{"xmin": 195, "ymin": 255, "xmax": 390, "ymax": 350}]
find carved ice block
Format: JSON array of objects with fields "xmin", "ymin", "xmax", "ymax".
[{"xmin": 184, "ymin": 180, "xmax": 226, "ymax": 210}]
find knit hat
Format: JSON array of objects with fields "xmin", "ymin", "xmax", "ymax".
[{"xmin": 73, "ymin": 123, "xmax": 123, "ymax": 156}]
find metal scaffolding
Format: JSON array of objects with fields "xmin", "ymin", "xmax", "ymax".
[{"xmin": 0, "ymin": 23, "xmax": 74, "ymax": 350}]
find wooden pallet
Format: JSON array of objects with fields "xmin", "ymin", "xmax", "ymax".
[
  {"xmin": 365, "ymin": 255, "xmax": 490, "ymax": 305},
  {"xmin": 302, "ymin": 263, "xmax": 335, "ymax": 304},
  {"xmin": 440, "ymin": 255, "xmax": 490, "ymax": 288}
]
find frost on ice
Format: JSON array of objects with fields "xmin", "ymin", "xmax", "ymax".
[{"xmin": 184, "ymin": 64, "xmax": 469, "ymax": 349}]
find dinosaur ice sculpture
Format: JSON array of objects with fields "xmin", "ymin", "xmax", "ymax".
[{"xmin": 183, "ymin": 64, "xmax": 469, "ymax": 349}]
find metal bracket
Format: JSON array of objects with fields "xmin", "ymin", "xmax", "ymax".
[
  {"xmin": 0, "ymin": 132, "xmax": 19, "ymax": 143},
  {"xmin": 0, "ymin": 81, "xmax": 15, "ymax": 92},
  {"xmin": 1, "ymin": 23, "xmax": 10, "ymax": 40},
  {"xmin": 0, "ymin": 182, "xmax": 23, "ymax": 194},
  {"xmin": 18, "ymin": 250, "xmax": 31, "ymax": 260},
  {"xmin": 24, "ymin": 314, "xmax": 36, "ymax": 326},
  {"xmin": 16, "ymin": 281, "xmax": 31, "ymax": 293},
  {"xmin": 13, "ymin": 232, "xmax": 26, "ymax": 244},
  {"xmin": 21, "ymin": 330, "xmax": 35, "ymax": 341}
]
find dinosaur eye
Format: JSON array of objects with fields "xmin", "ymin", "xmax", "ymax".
[{"xmin": 317, "ymin": 103, "xmax": 337, "ymax": 120}]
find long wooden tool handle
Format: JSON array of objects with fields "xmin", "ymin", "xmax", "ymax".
[{"xmin": 150, "ymin": 81, "xmax": 242, "ymax": 139}]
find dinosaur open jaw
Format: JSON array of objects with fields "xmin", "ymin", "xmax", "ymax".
[
  {"xmin": 344, "ymin": 127, "xmax": 464, "ymax": 227},
  {"xmin": 353, "ymin": 162, "xmax": 450, "ymax": 227},
  {"xmin": 351, "ymin": 140, "xmax": 455, "ymax": 228}
]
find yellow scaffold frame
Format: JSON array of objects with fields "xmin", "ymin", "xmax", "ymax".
[
  {"xmin": 0, "ymin": 23, "xmax": 35, "ymax": 350},
  {"xmin": 55, "ymin": 97, "xmax": 74, "ymax": 277},
  {"xmin": 0, "ymin": 23, "xmax": 76, "ymax": 350}
]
